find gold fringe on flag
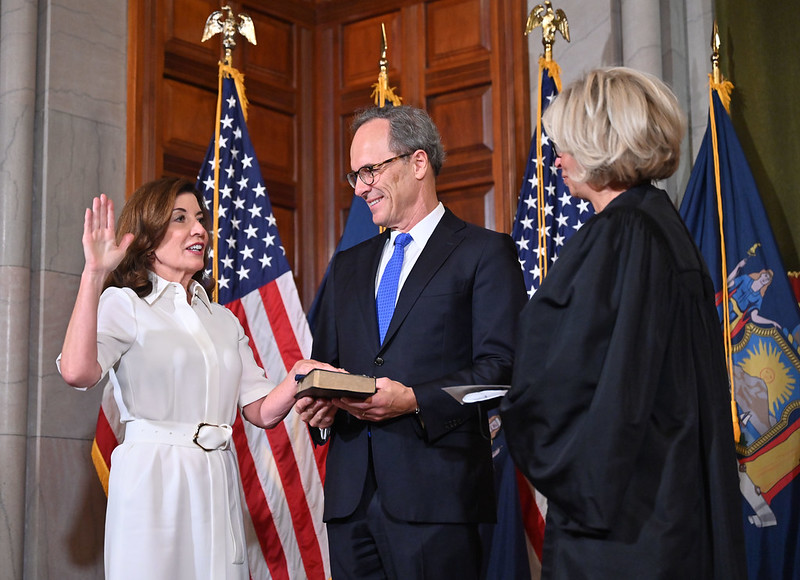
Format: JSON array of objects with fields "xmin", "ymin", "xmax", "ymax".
[
  {"xmin": 201, "ymin": 4, "xmax": 256, "ymax": 302},
  {"xmin": 210, "ymin": 64, "xmax": 250, "ymax": 302},
  {"xmin": 535, "ymin": 56, "xmax": 562, "ymax": 281},
  {"xmin": 372, "ymin": 71, "xmax": 403, "ymax": 108},
  {"xmin": 91, "ymin": 439, "xmax": 110, "ymax": 495},
  {"xmin": 527, "ymin": 2, "xmax": 569, "ymax": 283},
  {"xmin": 710, "ymin": 74, "xmax": 734, "ymax": 114}
]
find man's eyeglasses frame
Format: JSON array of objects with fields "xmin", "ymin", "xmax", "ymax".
[{"xmin": 345, "ymin": 153, "xmax": 412, "ymax": 189}]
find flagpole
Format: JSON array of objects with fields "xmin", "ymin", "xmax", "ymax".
[
  {"xmin": 708, "ymin": 20, "xmax": 740, "ymax": 441},
  {"xmin": 371, "ymin": 23, "xmax": 402, "ymax": 108},
  {"xmin": 526, "ymin": 2, "xmax": 569, "ymax": 283},
  {"xmin": 202, "ymin": 6, "xmax": 257, "ymax": 303},
  {"xmin": 210, "ymin": 69, "xmax": 224, "ymax": 302}
]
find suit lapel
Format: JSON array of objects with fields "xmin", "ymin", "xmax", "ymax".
[{"xmin": 379, "ymin": 209, "xmax": 466, "ymax": 351}]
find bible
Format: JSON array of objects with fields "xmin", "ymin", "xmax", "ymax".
[{"xmin": 295, "ymin": 369, "xmax": 377, "ymax": 399}]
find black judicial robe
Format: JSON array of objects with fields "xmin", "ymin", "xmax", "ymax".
[{"xmin": 501, "ymin": 185, "xmax": 746, "ymax": 579}]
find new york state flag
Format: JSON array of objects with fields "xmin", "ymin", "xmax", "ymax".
[{"xmin": 680, "ymin": 81, "xmax": 800, "ymax": 579}]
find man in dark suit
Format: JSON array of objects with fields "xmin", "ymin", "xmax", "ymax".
[{"xmin": 296, "ymin": 105, "xmax": 526, "ymax": 580}]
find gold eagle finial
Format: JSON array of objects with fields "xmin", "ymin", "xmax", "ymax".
[
  {"xmin": 525, "ymin": 1, "xmax": 570, "ymax": 61},
  {"xmin": 202, "ymin": 5, "xmax": 256, "ymax": 65}
]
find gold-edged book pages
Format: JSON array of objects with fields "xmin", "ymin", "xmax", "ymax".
[{"xmin": 295, "ymin": 369, "xmax": 377, "ymax": 399}]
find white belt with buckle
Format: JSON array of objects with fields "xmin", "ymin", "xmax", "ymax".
[{"xmin": 124, "ymin": 419, "xmax": 234, "ymax": 451}]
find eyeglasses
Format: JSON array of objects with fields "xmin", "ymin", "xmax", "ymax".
[{"xmin": 346, "ymin": 153, "xmax": 412, "ymax": 188}]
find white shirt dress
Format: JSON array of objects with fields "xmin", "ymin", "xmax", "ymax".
[{"xmin": 91, "ymin": 274, "xmax": 273, "ymax": 579}]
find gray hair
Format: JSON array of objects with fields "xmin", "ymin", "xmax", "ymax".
[{"xmin": 351, "ymin": 106, "xmax": 447, "ymax": 176}]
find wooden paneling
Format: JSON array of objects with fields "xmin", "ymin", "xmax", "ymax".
[
  {"xmin": 128, "ymin": 0, "xmax": 529, "ymax": 307},
  {"xmin": 439, "ymin": 183, "xmax": 495, "ymax": 228},
  {"xmin": 426, "ymin": 0, "xmax": 490, "ymax": 66},
  {"xmin": 248, "ymin": 106, "xmax": 296, "ymax": 182},
  {"xmin": 342, "ymin": 15, "xmax": 403, "ymax": 90},
  {"xmin": 244, "ymin": 12, "xmax": 295, "ymax": 88},
  {"xmin": 162, "ymin": 79, "xmax": 216, "ymax": 150},
  {"xmin": 428, "ymin": 85, "xmax": 493, "ymax": 154}
]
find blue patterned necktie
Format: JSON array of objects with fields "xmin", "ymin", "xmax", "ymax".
[{"xmin": 376, "ymin": 232, "xmax": 413, "ymax": 344}]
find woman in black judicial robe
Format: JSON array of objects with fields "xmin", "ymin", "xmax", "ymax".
[{"xmin": 500, "ymin": 68, "xmax": 746, "ymax": 579}]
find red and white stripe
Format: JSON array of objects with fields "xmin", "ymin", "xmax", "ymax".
[
  {"xmin": 517, "ymin": 471, "xmax": 547, "ymax": 578},
  {"xmin": 229, "ymin": 271, "xmax": 328, "ymax": 580}
]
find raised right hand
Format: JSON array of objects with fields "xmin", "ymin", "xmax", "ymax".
[{"xmin": 83, "ymin": 194, "xmax": 133, "ymax": 276}]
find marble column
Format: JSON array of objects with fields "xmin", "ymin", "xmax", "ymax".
[
  {"xmin": 0, "ymin": 1, "xmax": 38, "ymax": 578},
  {"xmin": 620, "ymin": 0, "xmax": 663, "ymax": 76},
  {"xmin": 21, "ymin": 0, "xmax": 128, "ymax": 578}
]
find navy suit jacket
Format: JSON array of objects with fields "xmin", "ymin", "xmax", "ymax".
[{"xmin": 311, "ymin": 207, "xmax": 527, "ymax": 524}]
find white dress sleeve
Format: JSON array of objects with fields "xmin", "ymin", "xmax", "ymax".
[{"xmin": 96, "ymin": 287, "xmax": 137, "ymax": 380}]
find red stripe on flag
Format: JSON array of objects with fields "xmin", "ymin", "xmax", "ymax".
[
  {"xmin": 231, "ymin": 413, "xmax": 290, "ymax": 580},
  {"xmin": 260, "ymin": 282, "xmax": 303, "ymax": 369},
  {"xmin": 763, "ymin": 463, "xmax": 800, "ymax": 504},
  {"xmin": 265, "ymin": 425, "xmax": 327, "ymax": 580},
  {"xmin": 258, "ymin": 282, "xmax": 328, "ymax": 480},
  {"xmin": 231, "ymin": 297, "xmax": 326, "ymax": 580},
  {"xmin": 516, "ymin": 469, "xmax": 545, "ymax": 561},
  {"xmin": 94, "ymin": 407, "xmax": 119, "ymax": 466}
]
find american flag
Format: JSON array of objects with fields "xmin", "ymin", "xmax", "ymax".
[
  {"xmin": 511, "ymin": 61, "xmax": 594, "ymax": 298},
  {"xmin": 196, "ymin": 72, "xmax": 329, "ymax": 580},
  {"xmin": 505, "ymin": 59, "xmax": 593, "ymax": 576}
]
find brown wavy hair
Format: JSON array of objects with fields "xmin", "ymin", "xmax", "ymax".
[{"xmin": 103, "ymin": 177, "xmax": 214, "ymax": 297}]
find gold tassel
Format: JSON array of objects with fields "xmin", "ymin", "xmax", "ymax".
[
  {"xmin": 371, "ymin": 71, "xmax": 402, "ymax": 108},
  {"xmin": 539, "ymin": 57, "xmax": 563, "ymax": 92},
  {"xmin": 709, "ymin": 73, "xmax": 734, "ymax": 114},
  {"xmin": 220, "ymin": 64, "xmax": 249, "ymax": 120}
]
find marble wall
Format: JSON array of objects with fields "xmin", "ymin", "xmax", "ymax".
[
  {"xmin": 0, "ymin": 0, "xmax": 127, "ymax": 578},
  {"xmin": 0, "ymin": 0, "xmax": 712, "ymax": 578}
]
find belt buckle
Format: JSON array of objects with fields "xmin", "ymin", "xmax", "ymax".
[{"xmin": 193, "ymin": 422, "xmax": 218, "ymax": 452}]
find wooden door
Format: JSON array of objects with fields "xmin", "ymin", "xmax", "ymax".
[{"xmin": 127, "ymin": 0, "xmax": 529, "ymax": 306}]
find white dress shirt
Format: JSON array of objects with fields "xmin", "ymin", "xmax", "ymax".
[{"xmin": 375, "ymin": 201, "xmax": 446, "ymax": 301}]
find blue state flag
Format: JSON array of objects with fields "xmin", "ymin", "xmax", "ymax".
[{"xmin": 680, "ymin": 82, "xmax": 800, "ymax": 580}]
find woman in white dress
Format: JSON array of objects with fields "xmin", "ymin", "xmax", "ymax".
[{"xmin": 59, "ymin": 177, "xmax": 335, "ymax": 580}]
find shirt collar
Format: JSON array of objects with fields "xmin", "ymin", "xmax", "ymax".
[
  {"xmin": 389, "ymin": 202, "xmax": 445, "ymax": 248},
  {"xmin": 144, "ymin": 271, "xmax": 213, "ymax": 312}
]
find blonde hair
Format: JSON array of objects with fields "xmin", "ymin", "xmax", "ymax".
[{"xmin": 542, "ymin": 67, "xmax": 686, "ymax": 189}]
